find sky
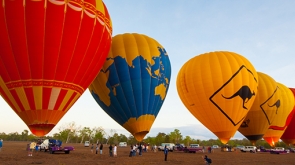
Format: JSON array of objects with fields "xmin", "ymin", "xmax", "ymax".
[{"xmin": 1, "ymin": 0, "xmax": 295, "ymax": 140}]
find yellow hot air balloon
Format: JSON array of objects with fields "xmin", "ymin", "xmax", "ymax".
[
  {"xmin": 177, "ymin": 51, "xmax": 258, "ymax": 144},
  {"xmin": 238, "ymin": 72, "xmax": 280, "ymax": 145},
  {"xmin": 263, "ymin": 83, "xmax": 295, "ymax": 146}
]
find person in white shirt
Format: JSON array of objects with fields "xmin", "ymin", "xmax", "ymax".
[{"xmin": 113, "ymin": 144, "xmax": 117, "ymax": 157}]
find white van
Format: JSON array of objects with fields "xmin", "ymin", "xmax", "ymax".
[
  {"xmin": 240, "ymin": 146, "xmax": 256, "ymax": 153},
  {"xmin": 84, "ymin": 141, "xmax": 90, "ymax": 147},
  {"xmin": 119, "ymin": 142, "xmax": 127, "ymax": 147},
  {"xmin": 158, "ymin": 143, "xmax": 175, "ymax": 151}
]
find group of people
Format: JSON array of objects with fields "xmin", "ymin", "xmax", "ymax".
[
  {"xmin": 129, "ymin": 143, "xmax": 151, "ymax": 157},
  {"xmin": 90, "ymin": 143, "xmax": 117, "ymax": 157}
]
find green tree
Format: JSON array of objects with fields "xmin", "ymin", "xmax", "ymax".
[
  {"xmin": 169, "ymin": 129, "xmax": 182, "ymax": 143},
  {"xmin": 155, "ymin": 132, "xmax": 166, "ymax": 145},
  {"xmin": 93, "ymin": 127, "xmax": 105, "ymax": 144},
  {"xmin": 183, "ymin": 136, "xmax": 192, "ymax": 146},
  {"xmin": 79, "ymin": 127, "xmax": 91, "ymax": 143}
]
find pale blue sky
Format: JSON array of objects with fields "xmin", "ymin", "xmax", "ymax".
[{"xmin": 1, "ymin": 0, "xmax": 295, "ymax": 140}]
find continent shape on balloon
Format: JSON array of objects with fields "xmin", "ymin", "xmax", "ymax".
[{"xmin": 89, "ymin": 33, "xmax": 171, "ymax": 141}]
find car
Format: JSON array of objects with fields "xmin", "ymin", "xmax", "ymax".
[
  {"xmin": 119, "ymin": 142, "xmax": 127, "ymax": 147},
  {"xmin": 288, "ymin": 148, "xmax": 295, "ymax": 153},
  {"xmin": 240, "ymin": 146, "xmax": 257, "ymax": 153},
  {"xmin": 189, "ymin": 144, "xmax": 200, "ymax": 148},
  {"xmin": 158, "ymin": 143, "xmax": 175, "ymax": 151},
  {"xmin": 84, "ymin": 141, "xmax": 90, "ymax": 147},
  {"xmin": 212, "ymin": 145, "xmax": 219, "ymax": 149},
  {"xmin": 235, "ymin": 145, "xmax": 245, "ymax": 150}
]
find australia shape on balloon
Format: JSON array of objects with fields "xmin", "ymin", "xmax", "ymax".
[
  {"xmin": 89, "ymin": 33, "xmax": 171, "ymax": 141},
  {"xmin": 0, "ymin": 0, "xmax": 112, "ymax": 136}
]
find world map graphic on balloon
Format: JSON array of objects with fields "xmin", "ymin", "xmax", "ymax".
[{"xmin": 91, "ymin": 46, "xmax": 171, "ymax": 126}]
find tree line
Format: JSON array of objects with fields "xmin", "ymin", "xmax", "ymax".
[{"xmin": 0, "ymin": 122, "xmax": 292, "ymax": 149}]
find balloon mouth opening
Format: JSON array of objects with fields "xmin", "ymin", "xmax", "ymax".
[
  {"xmin": 28, "ymin": 124, "xmax": 55, "ymax": 137},
  {"xmin": 134, "ymin": 131, "xmax": 149, "ymax": 141}
]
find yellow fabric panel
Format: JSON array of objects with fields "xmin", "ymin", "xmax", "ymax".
[
  {"xmin": 58, "ymin": 89, "xmax": 74, "ymax": 111},
  {"xmin": 48, "ymin": 87, "xmax": 61, "ymax": 110},
  {"xmin": 0, "ymin": 77, "xmax": 21, "ymax": 112},
  {"xmin": 95, "ymin": 0, "xmax": 105, "ymax": 13},
  {"xmin": 15, "ymin": 87, "xmax": 30, "ymax": 111},
  {"xmin": 64, "ymin": 92, "xmax": 80, "ymax": 113},
  {"xmin": 123, "ymin": 114, "xmax": 155, "ymax": 141},
  {"xmin": 33, "ymin": 86, "xmax": 43, "ymax": 110},
  {"xmin": 177, "ymin": 51, "xmax": 258, "ymax": 144},
  {"xmin": 110, "ymin": 33, "xmax": 164, "ymax": 67},
  {"xmin": 89, "ymin": 69, "xmax": 111, "ymax": 106},
  {"xmin": 238, "ymin": 72, "xmax": 280, "ymax": 138},
  {"xmin": 263, "ymin": 83, "xmax": 295, "ymax": 145}
]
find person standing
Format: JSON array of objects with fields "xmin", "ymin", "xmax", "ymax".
[
  {"xmin": 129, "ymin": 145, "xmax": 133, "ymax": 157},
  {"xmin": 91, "ymin": 144, "xmax": 94, "ymax": 153},
  {"xmin": 138, "ymin": 144, "xmax": 142, "ymax": 156},
  {"xmin": 99, "ymin": 143, "xmax": 103, "ymax": 154},
  {"xmin": 0, "ymin": 139, "xmax": 3, "ymax": 152},
  {"xmin": 113, "ymin": 144, "xmax": 117, "ymax": 157},
  {"xmin": 26, "ymin": 143, "xmax": 31, "ymax": 156},
  {"xmin": 164, "ymin": 145, "xmax": 169, "ymax": 161},
  {"xmin": 29, "ymin": 141, "xmax": 36, "ymax": 156},
  {"xmin": 109, "ymin": 144, "xmax": 113, "ymax": 157},
  {"xmin": 96, "ymin": 144, "xmax": 99, "ymax": 154}
]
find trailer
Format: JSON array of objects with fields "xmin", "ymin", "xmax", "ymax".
[{"xmin": 40, "ymin": 139, "xmax": 74, "ymax": 154}]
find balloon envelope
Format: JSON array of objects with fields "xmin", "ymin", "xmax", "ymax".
[
  {"xmin": 238, "ymin": 72, "xmax": 280, "ymax": 144},
  {"xmin": 177, "ymin": 51, "xmax": 258, "ymax": 144},
  {"xmin": 89, "ymin": 33, "xmax": 171, "ymax": 141},
  {"xmin": 280, "ymin": 88, "xmax": 295, "ymax": 145},
  {"xmin": 263, "ymin": 83, "xmax": 295, "ymax": 146},
  {"xmin": 0, "ymin": 0, "xmax": 112, "ymax": 136}
]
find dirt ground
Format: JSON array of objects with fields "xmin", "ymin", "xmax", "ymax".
[{"xmin": 0, "ymin": 141, "xmax": 294, "ymax": 165}]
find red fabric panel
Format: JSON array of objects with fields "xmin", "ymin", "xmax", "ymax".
[
  {"xmin": 24, "ymin": 87, "xmax": 36, "ymax": 110},
  {"xmin": 53, "ymin": 89, "xmax": 68, "ymax": 110},
  {"xmin": 5, "ymin": 0, "xmax": 31, "ymax": 80},
  {"xmin": 54, "ymin": 6, "xmax": 81, "ymax": 81},
  {"xmin": 43, "ymin": 2, "xmax": 64, "ymax": 80},
  {"xmin": 25, "ymin": 0, "xmax": 45, "ymax": 79},
  {"xmin": 80, "ymin": 30, "xmax": 111, "ymax": 88},
  {"xmin": 10, "ymin": 89, "xmax": 25, "ymax": 112},
  {"xmin": 64, "ymin": 8, "xmax": 95, "ymax": 83},
  {"xmin": 0, "ymin": 2, "xmax": 19, "ymax": 81},
  {"xmin": 42, "ymin": 87, "xmax": 51, "ymax": 110}
]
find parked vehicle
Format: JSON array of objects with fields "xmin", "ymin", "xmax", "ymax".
[
  {"xmin": 174, "ymin": 143, "xmax": 185, "ymax": 151},
  {"xmin": 270, "ymin": 147, "xmax": 289, "ymax": 154},
  {"xmin": 40, "ymin": 139, "xmax": 74, "ymax": 154},
  {"xmin": 158, "ymin": 143, "xmax": 175, "ymax": 151},
  {"xmin": 182, "ymin": 144, "xmax": 203, "ymax": 153},
  {"xmin": 119, "ymin": 142, "xmax": 127, "ymax": 147},
  {"xmin": 84, "ymin": 141, "xmax": 90, "ymax": 147},
  {"xmin": 288, "ymin": 148, "xmax": 295, "ymax": 153},
  {"xmin": 235, "ymin": 145, "xmax": 245, "ymax": 150},
  {"xmin": 212, "ymin": 145, "xmax": 219, "ymax": 149},
  {"xmin": 240, "ymin": 146, "xmax": 257, "ymax": 153}
]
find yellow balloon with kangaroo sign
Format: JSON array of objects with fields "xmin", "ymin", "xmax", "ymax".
[
  {"xmin": 238, "ymin": 72, "xmax": 280, "ymax": 145},
  {"xmin": 177, "ymin": 51, "xmax": 258, "ymax": 144}
]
